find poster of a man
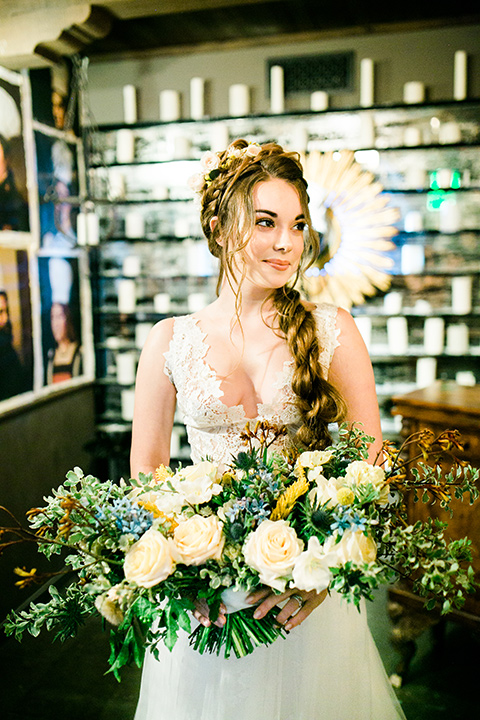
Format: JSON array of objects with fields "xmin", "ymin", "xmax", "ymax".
[
  {"xmin": 0, "ymin": 66, "xmax": 30, "ymax": 233},
  {"xmin": 0, "ymin": 248, "xmax": 33, "ymax": 401}
]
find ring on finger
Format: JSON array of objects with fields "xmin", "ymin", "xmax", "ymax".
[{"xmin": 290, "ymin": 593, "xmax": 304, "ymax": 610}]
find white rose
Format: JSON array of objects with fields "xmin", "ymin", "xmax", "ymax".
[
  {"xmin": 124, "ymin": 527, "xmax": 175, "ymax": 588},
  {"xmin": 291, "ymin": 536, "xmax": 336, "ymax": 593},
  {"xmin": 173, "ymin": 461, "xmax": 222, "ymax": 505},
  {"xmin": 171, "ymin": 514, "xmax": 225, "ymax": 566},
  {"xmin": 187, "ymin": 172, "xmax": 205, "ymax": 193},
  {"xmin": 344, "ymin": 461, "xmax": 389, "ymax": 503},
  {"xmin": 324, "ymin": 529, "xmax": 377, "ymax": 566},
  {"xmin": 135, "ymin": 489, "xmax": 185, "ymax": 518},
  {"xmin": 243, "ymin": 519, "xmax": 303, "ymax": 592}
]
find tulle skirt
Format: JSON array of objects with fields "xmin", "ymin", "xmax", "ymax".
[{"xmin": 134, "ymin": 592, "xmax": 406, "ymax": 720}]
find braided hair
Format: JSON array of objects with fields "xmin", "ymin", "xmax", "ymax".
[{"xmin": 197, "ymin": 138, "xmax": 346, "ymax": 448}]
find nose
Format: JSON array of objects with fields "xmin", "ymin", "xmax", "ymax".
[{"xmin": 273, "ymin": 225, "xmax": 293, "ymax": 252}]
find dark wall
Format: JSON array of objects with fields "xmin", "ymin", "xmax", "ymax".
[{"xmin": 0, "ymin": 385, "xmax": 96, "ymax": 620}]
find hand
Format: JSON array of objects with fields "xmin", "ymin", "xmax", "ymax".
[
  {"xmin": 247, "ymin": 587, "xmax": 328, "ymax": 631},
  {"xmin": 193, "ymin": 598, "xmax": 227, "ymax": 628}
]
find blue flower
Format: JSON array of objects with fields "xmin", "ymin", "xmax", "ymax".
[
  {"xmin": 331, "ymin": 509, "xmax": 366, "ymax": 535},
  {"xmin": 95, "ymin": 497, "xmax": 153, "ymax": 539}
]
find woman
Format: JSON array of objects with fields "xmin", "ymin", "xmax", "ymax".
[
  {"xmin": 46, "ymin": 301, "xmax": 82, "ymax": 384},
  {"xmin": 0, "ymin": 133, "xmax": 29, "ymax": 232},
  {"xmin": 131, "ymin": 140, "xmax": 405, "ymax": 719}
]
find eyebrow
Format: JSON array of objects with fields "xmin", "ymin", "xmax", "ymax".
[{"xmin": 255, "ymin": 209, "xmax": 305, "ymax": 220}]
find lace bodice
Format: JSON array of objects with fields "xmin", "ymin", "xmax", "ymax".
[{"xmin": 164, "ymin": 303, "xmax": 339, "ymax": 466}]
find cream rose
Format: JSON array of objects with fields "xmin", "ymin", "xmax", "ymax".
[
  {"xmin": 172, "ymin": 461, "xmax": 222, "ymax": 505},
  {"xmin": 344, "ymin": 460, "xmax": 389, "ymax": 503},
  {"xmin": 124, "ymin": 528, "xmax": 175, "ymax": 588},
  {"xmin": 95, "ymin": 585, "xmax": 124, "ymax": 626},
  {"xmin": 309, "ymin": 474, "xmax": 345, "ymax": 509},
  {"xmin": 243, "ymin": 519, "xmax": 303, "ymax": 592},
  {"xmin": 134, "ymin": 489, "xmax": 185, "ymax": 518},
  {"xmin": 297, "ymin": 450, "xmax": 333, "ymax": 469},
  {"xmin": 325, "ymin": 529, "xmax": 377, "ymax": 566},
  {"xmin": 292, "ymin": 536, "xmax": 336, "ymax": 593},
  {"xmin": 171, "ymin": 514, "xmax": 225, "ymax": 566}
]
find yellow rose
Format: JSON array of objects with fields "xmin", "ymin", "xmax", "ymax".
[
  {"xmin": 171, "ymin": 514, "xmax": 225, "ymax": 566},
  {"xmin": 243, "ymin": 519, "xmax": 303, "ymax": 592},
  {"xmin": 124, "ymin": 527, "xmax": 175, "ymax": 588},
  {"xmin": 325, "ymin": 529, "xmax": 377, "ymax": 566}
]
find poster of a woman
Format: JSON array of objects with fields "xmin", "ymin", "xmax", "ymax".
[{"xmin": 0, "ymin": 66, "xmax": 30, "ymax": 233}]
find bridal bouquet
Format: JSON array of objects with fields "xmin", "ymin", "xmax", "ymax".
[{"xmin": 2, "ymin": 422, "xmax": 478, "ymax": 679}]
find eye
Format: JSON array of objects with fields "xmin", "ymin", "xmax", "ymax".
[
  {"xmin": 294, "ymin": 221, "xmax": 307, "ymax": 232},
  {"xmin": 256, "ymin": 217, "xmax": 275, "ymax": 228}
]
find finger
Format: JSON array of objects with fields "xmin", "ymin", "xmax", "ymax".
[
  {"xmin": 275, "ymin": 595, "xmax": 305, "ymax": 626},
  {"xmin": 247, "ymin": 588, "xmax": 271, "ymax": 605},
  {"xmin": 253, "ymin": 590, "xmax": 290, "ymax": 620},
  {"xmin": 284, "ymin": 589, "xmax": 328, "ymax": 631}
]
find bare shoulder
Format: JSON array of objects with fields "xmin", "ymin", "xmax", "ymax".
[{"xmin": 142, "ymin": 316, "xmax": 175, "ymax": 354}]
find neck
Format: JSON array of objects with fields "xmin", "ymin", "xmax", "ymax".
[{"xmin": 215, "ymin": 277, "xmax": 276, "ymax": 321}]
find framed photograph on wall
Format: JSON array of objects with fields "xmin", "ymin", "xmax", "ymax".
[
  {"xmin": 0, "ymin": 66, "xmax": 31, "ymax": 236},
  {"xmin": 34, "ymin": 126, "xmax": 82, "ymax": 250},
  {"xmin": 0, "ymin": 246, "xmax": 33, "ymax": 401}
]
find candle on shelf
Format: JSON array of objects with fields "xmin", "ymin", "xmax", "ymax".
[
  {"xmin": 76, "ymin": 212, "xmax": 87, "ymax": 246},
  {"xmin": 170, "ymin": 427, "xmax": 181, "ymax": 458},
  {"xmin": 160, "ymin": 90, "xmax": 181, "ymax": 121},
  {"xmin": 383, "ymin": 292, "xmax": 403, "ymax": 315},
  {"xmin": 310, "ymin": 91, "xmax": 328, "ymax": 111},
  {"xmin": 423, "ymin": 317, "xmax": 444, "ymax": 356},
  {"xmin": 453, "ymin": 50, "xmax": 467, "ymax": 101},
  {"xmin": 122, "ymin": 84, "xmax": 137, "ymax": 124},
  {"xmin": 353, "ymin": 316, "xmax": 372, "ymax": 349},
  {"xmin": 116, "ymin": 129, "xmax": 135, "ymax": 163},
  {"xmin": 291, "ymin": 125, "xmax": 308, "ymax": 152},
  {"xmin": 121, "ymin": 389, "xmax": 136, "ymax": 421},
  {"xmin": 116, "ymin": 352, "xmax": 137, "ymax": 386},
  {"xmin": 125, "ymin": 210, "xmax": 145, "ymax": 239},
  {"xmin": 455, "ymin": 371, "xmax": 476, "ymax": 387},
  {"xmin": 405, "ymin": 166, "xmax": 427, "ymax": 190},
  {"xmin": 173, "ymin": 134, "xmax": 192, "ymax": 159},
  {"xmin": 359, "ymin": 113, "xmax": 375, "ymax": 147},
  {"xmin": 404, "ymin": 211, "xmax": 424, "ymax": 234},
  {"xmin": 360, "ymin": 58, "xmax": 374, "ymax": 107},
  {"xmin": 401, "ymin": 244, "xmax": 425, "ymax": 274},
  {"xmin": 229, "ymin": 84, "xmax": 250, "ymax": 116},
  {"xmin": 135, "ymin": 322, "xmax": 154, "ymax": 349},
  {"xmin": 210, "ymin": 123, "xmax": 229, "ymax": 152},
  {"xmin": 403, "ymin": 81, "xmax": 425, "ymax": 104},
  {"xmin": 188, "ymin": 292, "xmax": 207, "ymax": 312},
  {"xmin": 270, "ymin": 65, "xmax": 284, "ymax": 114},
  {"xmin": 438, "ymin": 121, "xmax": 462, "ymax": 144},
  {"xmin": 154, "ymin": 292, "xmax": 171, "ymax": 314},
  {"xmin": 109, "ymin": 168, "xmax": 126, "ymax": 199},
  {"xmin": 403, "ymin": 126, "xmax": 422, "ymax": 146},
  {"xmin": 387, "ymin": 316, "xmax": 409, "ymax": 355},
  {"xmin": 117, "ymin": 279, "xmax": 136, "ymax": 314},
  {"xmin": 446, "ymin": 323, "xmax": 469, "ymax": 355},
  {"xmin": 451, "ymin": 276, "xmax": 472, "ymax": 314},
  {"xmin": 190, "ymin": 77, "xmax": 205, "ymax": 119},
  {"xmin": 416, "ymin": 357, "xmax": 437, "ymax": 388},
  {"xmin": 122, "ymin": 255, "xmax": 141, "ymax": 277},
  {"xmin": 86, "ymin": 213, "xmax": 100, "ymax": 246},
  {"xmin": 439, "ymin": 199, "xmax": 461, "ymax": 233}
]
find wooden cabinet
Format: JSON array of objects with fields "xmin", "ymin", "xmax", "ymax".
[{"xmin": 387, "ymin": 381, "xmax": 480, "ymax": 681}]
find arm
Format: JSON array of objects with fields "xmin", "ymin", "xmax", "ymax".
[
  {"xmin": 328, "ymin": 307, "xmax": 383, "ymax": 462},
  {"xmin": 130, "ymin": 318, "xmax": 177, "ymax": 478}
]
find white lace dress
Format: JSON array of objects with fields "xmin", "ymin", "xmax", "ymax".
[{"xmin": 134, "ymin": 304, "xmax": 406, "ymax": 720}]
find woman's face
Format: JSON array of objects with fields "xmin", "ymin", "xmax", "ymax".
[
  {"xmin": 50, "ymin": 302, "xmax": 68, "ymax": 343},
  {"xmin": 241, "ymin": 178, "xmax": 305, "ymax": 291}
]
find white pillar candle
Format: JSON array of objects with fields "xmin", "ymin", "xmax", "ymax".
[
  {"xmin": 455, "ymin": 371, "xmax": 476, "ymax": 387},
  {"xmin": 451, "ymin": 276, "xmax": 472, "ymax": 314},
  {"xmin": 291, "ymin": 125, "xmax": 308, "ymax": 152},
  {"xmin": 416, "ymin": 357, "xmax": 437, "ymax": 388},
  {"xmin": 122, "ymin": 255, "xmax": 141, "ymax": 277},
  {"xmin": 173, "ymin": 134, "xmax": 192, "ymax": 159},
  {"xmin": 446, "ymin": 323, "xmax": 469, "ymax": 354},
  {"xmin": 270, "ymin": 65, "xmax": 285, "ymax": 114},
  {"xmin": 117, "ymin": 279, "xmax": 136, "ymax": 314},
  {"xmin": 190, "ymin": 77, "xmax": 205, "ymax": 119},
  {"xmin": 116, "ymin": 351, "xmax": 137, "ymax": 385},
  {"xmin": 454, "ymin": 50, "xmax": 467, "ymax": 101},
  {"xmin": 353, "ymin": 316, "xmax": 372, "ymax": 349},
  {"xmin": 423, "ymin": 317, "xmax": 444, "ymax": 355},
  {"xmin": 404, "ymin": 211, "xmax": 424, "ymax": 233},
  {"xmin": 125, "ymin": 210, "xmax": 145, "ymax": 239},
  {"xmin": 310, "ymin": 91, "xmax": 328, "ymax": 111},
  {"xmin": 123, "ymin": 84, "xmax": 137, "ymax": 124},
  {"xmin": 383, "ymin": 292, "xmax": 403, "ymax": 315},
  {"xmin": 359, "ymin": 112, "xmax": 375, "ymax": 148},
  {"xmin": 406, "ymin": 166, "xmax": 427, "ymax": 189},
  {"xmin": 154, "ymin": 292, "xmax": 171, "ymax": 314},
  {"xmin": 387, "ymin": 316, "xmax": 409, "ymax": 355},
  {"xmin": 360, "ymin": 58, "xmax": 374, "ymax": 107},
  {"xmin": 188, "ymin": 292, "xmax": 207, "ymax": 312},
  {"xmin": 403, "ymin": 126, "xmax": 422, "ymax": 146},
  {"xmin": 160, "ymin": 90, "xmax": 181, "ymax": 121},
  {"xmin": 116, "ymin": 129, "xmax": 135, "ymax": 163},
  {"xmin": 109, "ymin": 168, "xmax": 126, "ymax": 199},
  {"xmin": 403, "ymin": 81, "xmax": 425, "ymax": 104},
  {"xmin": 229, "ymin": 84, "xmax": 250, "ymax": 116},
  {"xmin": 76, "ymin": 212, "xmax": 87, "ymax": 246},
  {"xmin": 210, "ymin": 123, "xmax": 229, "ymax": 152},
  {"xmin": 121, "ymin": 389, "xmax": 136, "ymax": 421},
  {"xmin": 135, "ymin": 322, "xmax": 154, "ymax": 349},
  {"xmin": 170, "ymin": 427, "xmax": 181, "ymax": 458},
  {"xmin": 401, "ymin": 244, "xmax": 424, "ymax": 274},
  {"xmin": 439, "ymin": 121, "xmax": 462, "ymax": 144},
  {"xmin": 174, "ymin": 217, "xmax": 190, "ymax": 238},
  {"xmin": 439, "ymin": 199, "xmax": 461, "ymax": 233},
  {"xmin": 87, "ymin": 212, "xmax": 100, "ymax": 246}
]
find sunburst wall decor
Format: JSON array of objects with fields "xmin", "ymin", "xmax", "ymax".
[{"xmin": 301, "ymin": 150, "xmax": 399, "ymax": 309}]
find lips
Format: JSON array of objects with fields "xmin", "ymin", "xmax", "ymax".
[{"xmin": 264, "ymin": 259, "xmax": 290, "ymax": 270}]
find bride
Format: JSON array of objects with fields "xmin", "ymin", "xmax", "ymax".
[{"xmin": 130, "ymin": 139, "xmax": 406, "ymax": 719}]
